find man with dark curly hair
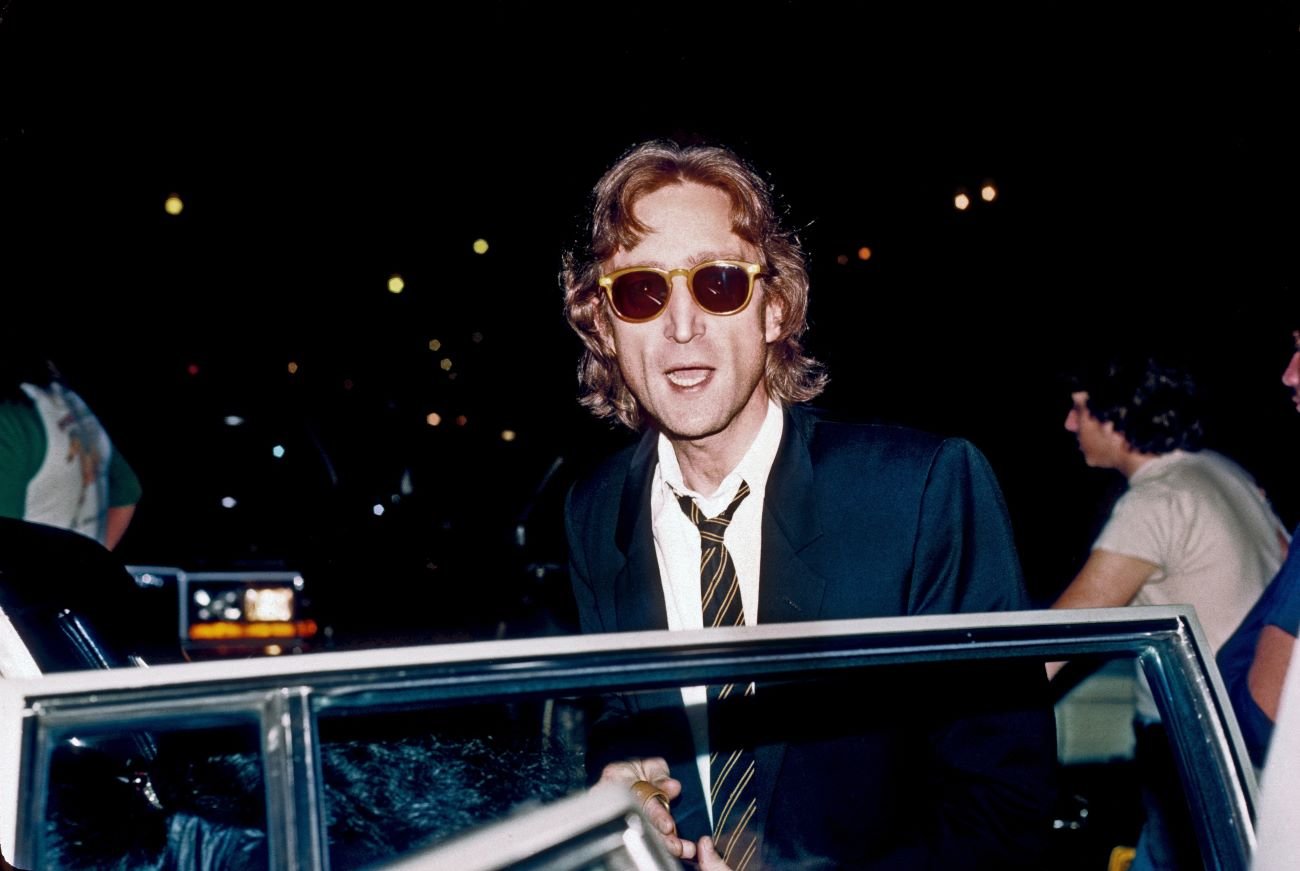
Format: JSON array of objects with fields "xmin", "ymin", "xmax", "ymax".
[
  {"xmin": 562, "ymin": 140, "xmax": 1056, "ymax": 870},
  {"xmin": 1052, "ymin": 355, "xmax": 1287, "ymax": 871},
  {"xmin": 1054, "ymin": 356, "xmax": 1284, "ymax": 635}
]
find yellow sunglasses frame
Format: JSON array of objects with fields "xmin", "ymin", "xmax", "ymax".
[{"xmin": 598, "ymin": 259, "xmax": 763, "ymax": 323}]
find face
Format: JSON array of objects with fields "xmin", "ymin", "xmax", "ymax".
[
  {"xmin": 1064, "ymin": 391, "xmax": 1128, "ymax": 469},
  {"xmin": 601, "ymin": 182, "xmax": 783, "ymax": 449},
  {"xmin": 1283, "ymin": 331, "xmax": 1300, "ymax": 412}
]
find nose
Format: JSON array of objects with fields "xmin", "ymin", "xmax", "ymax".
[
  {"xmin": 1064, "ymin": 408, "xmax": 1079, "ymax": 433},
  {"xmin": 1283, "ymin": 352, "xmax": 1300, "ymax": 389},
  {"xmin": 662, "ymin": 275, "xmax": 703, "ymax": 344}
]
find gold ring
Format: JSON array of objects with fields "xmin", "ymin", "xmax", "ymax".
[{"xmin": 630, "ymin": 780, "xmax": 671, "ymax": 813}]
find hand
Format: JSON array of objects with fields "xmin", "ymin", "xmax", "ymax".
[
  {"xmin": 597, "ymin": 757, "xmax": 695, "ymax": 861},
  {"xmin": 696, "ymin": 836, "xmax": 735, "ymax": 870}
]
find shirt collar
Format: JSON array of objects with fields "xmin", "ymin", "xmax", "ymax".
[{"xmin": 1129, "ymin": 449, "xmax": 1188, "ymax": 484}]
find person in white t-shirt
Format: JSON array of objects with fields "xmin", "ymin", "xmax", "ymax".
[
  {"xmin": 1052, "ymin": 355, "xmax": 1287, "ymax": 871},
  {"xmin": 0, "ymin": 345, "xmax": 141, "ymax": 550}
]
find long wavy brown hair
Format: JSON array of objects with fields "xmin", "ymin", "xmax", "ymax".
[{"xmin": 562, "ymin": 140, "xmax": 826, "ymax": 430}]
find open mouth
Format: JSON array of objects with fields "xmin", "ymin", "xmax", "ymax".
[{"xmin": 666, "ymin": 368, "xmax": 711, "ymax": 388}]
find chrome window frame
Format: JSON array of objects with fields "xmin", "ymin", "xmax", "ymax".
[
  {"xmin": 0, "ymin": 606, "xmax": 1259, "ymax": 870},
  {"xmin": 381, "ymin": 786, "xmax": 679, "ymax": 871}
]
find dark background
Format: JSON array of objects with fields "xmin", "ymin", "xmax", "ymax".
[{"xmin": 1, "ymin": 1, "xmax": 1297, "ymax": 644}]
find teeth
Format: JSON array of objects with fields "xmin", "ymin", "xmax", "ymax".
[{"xmin": 667, "ymin": 370, "xmax": 707, "ymax": 387}]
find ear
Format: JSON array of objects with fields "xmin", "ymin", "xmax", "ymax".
[
  {"xmin": 1102, "ymin": 421, "xmax": 1134, "ymax": 452},
  {"xmin": 763, "ymin": 293, "xmax": 785, "ymax": 343}
]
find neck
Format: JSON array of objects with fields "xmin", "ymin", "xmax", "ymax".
[
  {"xmin": 1119, "ymin": 449, "xmax": 1162, "ymax": 480},
  {"xmin": 667, "ymin": 394, "xmax": 770, "ymax": 495},
  {"xmin": 671, "ymin": 439, "xmax": 740, "ymax": 494}
]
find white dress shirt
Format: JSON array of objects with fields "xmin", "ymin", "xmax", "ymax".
[{"xmin": 650, "ymin": 399, "xmax": 784, "ymax": 821}]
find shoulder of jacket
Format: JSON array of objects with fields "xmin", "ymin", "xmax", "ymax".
[
  {"xmin": 568, "ymin": 441, "xmax": 638, "ymax": 512},
  {"xmin": 796, "ymin": 407, "xmax": 950, "ymax": 464}
]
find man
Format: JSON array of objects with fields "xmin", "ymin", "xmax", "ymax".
[
  {"xmin": 562, "ymin": 141, "xmax": 1055, "ymax": 869},
  {"xmin": 0, "ymin": 342, "xmax": 141, "ymax": 550},
  {"xmin": 1051, "ymin": 356, "xmax": 1286, "ymax": 871},
  {"xmin": 1218, "ymin": 329, "xmax": 1300, "ymax": 767}
]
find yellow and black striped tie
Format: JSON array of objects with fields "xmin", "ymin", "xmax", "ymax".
[{"xmin": 676, "ymin": 480, "xmax": 760, "ymax": 871}]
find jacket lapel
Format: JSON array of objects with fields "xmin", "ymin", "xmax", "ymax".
[
  {"xmin": 757, "ymin": 407, "xmax": 829, "ymax": 626},
  {"xmin": 613, "ymin": 428, "xmax": 669, "ymax": 632}
]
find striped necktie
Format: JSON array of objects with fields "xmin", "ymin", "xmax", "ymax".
[{"xmin": 676, "ymin": 480, "xmax": 760, "ymax": 871}]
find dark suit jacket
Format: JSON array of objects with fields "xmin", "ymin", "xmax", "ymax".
[{"xmin": 566, "ymin": 406, "xmax": 1056, "ymax": 869}]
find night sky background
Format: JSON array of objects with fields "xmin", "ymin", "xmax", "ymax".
[{"xmin": 1, "ymin": 2, "xmax": 1297, "ymax": 645}]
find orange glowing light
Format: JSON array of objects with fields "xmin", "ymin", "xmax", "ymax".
[{"xmin": 188, "ymin": 619, "xmax": 318, "ymax": 640}]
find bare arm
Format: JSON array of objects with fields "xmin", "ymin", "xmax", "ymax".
[
  {"xmin": 1046, "ymin": 550, "xmax": 1158, "ymax": 678},
  {"xmin": 1247, "ymin": 624, "xmax": 1297, "ymax": 722},
  {"xmin": 1052, "ymin": 549, "xmax": 1158, "ymax": 611},
  {"xmin": 103, "ymin": 504, "xmax": 136, "ymax": 551}
]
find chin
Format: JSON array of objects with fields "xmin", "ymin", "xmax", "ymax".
[
  {"xmin": 661, "ymin": 421, "xmax": 727, "ymax": 442},
  {"xmin": 653, "ymin": 410, "xmax": 730, "ymax": 442}
]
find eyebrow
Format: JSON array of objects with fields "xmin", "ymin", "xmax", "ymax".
[{"xmin": 619, "ymin": 251, "xmax": 752, "ymax": 270}]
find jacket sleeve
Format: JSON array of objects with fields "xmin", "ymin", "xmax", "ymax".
[
  {"xmin": 907, "ymin": 439, "xmax": 1056, "ymax": 869},
  {"xmin": 908, "ymin": 438, "xmax": 1028, "ymax": 615}
]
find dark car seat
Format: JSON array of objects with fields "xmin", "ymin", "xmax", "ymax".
[{"xmin": 0, "ymin": 518, "xmax": 174, "ymax": 673}]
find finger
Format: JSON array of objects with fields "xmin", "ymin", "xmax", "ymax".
[
  {"xmin": 639, "ymin": 756, "xmax": 671, "ymax": 780},
  {"xmin": 651, "ymin": 776, "xmax": 683, "ymax": 800},
  {"xmin": 598, "ymin": 757, "xmax": 673, "ymax": 789},
  {"xmin": 651, "ymin": 827, "xmax": 690, "ymax": 860},
  {"xmin": 597, "ymin": 761, "xmax": 643, "ymax": 787},
  {"xmin": 630, "ymin": 780, "xmax": 673, "ymax": 817},
  {"xmin": 697, "ymin": 836, "xmax": 730, "ymax": 870},
  {"xmin": 636, "ymin": 758, "xmax": 682, "ymax": 800},
  {"xmin": 643, "ymin": 801, "xmax": 677, "ymax": 835}
]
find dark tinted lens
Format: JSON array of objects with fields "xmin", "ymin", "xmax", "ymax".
[
  {"xmin": 691, "ymin": 264, "xmax": 751, "ymax": 313},
  {"xmin": 610, "ymin": 271, "xmax": 670, "ymax": 320}
]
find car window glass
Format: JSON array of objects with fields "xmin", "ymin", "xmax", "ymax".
[{"xmin": 41, "ymin": 721, "xmax": 267, "ymax": 870}]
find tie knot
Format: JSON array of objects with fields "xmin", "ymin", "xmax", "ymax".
[{"xmin": 676, "ymin": 480, "xmax": 750, "ymax": 536}]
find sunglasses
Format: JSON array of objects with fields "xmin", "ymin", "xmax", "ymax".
[{"xmin": 598, "ymin": 260, "xmax": 763, "ymax": 323}]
